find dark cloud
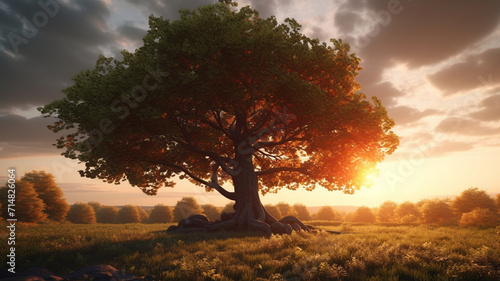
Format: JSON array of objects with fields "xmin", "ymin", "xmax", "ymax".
[
  {"xmin": 435, "ymin": 117, "xmax": 500, "ymax": 136},
  {"xmin": 0, "ymin": 114, "xmax": 62, "ymax": 159},
  {"xmin": 334, "ymin": 0, "xmax": 500, "ymax": 105},
  {"xmin": 469, "ymin": 94, "xmax": 500, "ymax": 121},
  {"xmin": 427, "ymin": 48, "xmax": 500, "ymax": 95},
  {"xmin": 388, "ymin": 106, "xmax": 440, "ymax": 126},
  {"xmin": 0, "ymin": 0, "xmax": 114, "ymax": 111},
  {"xmin": 116, "ymin": 23, "xmax": 147, "ymax": 42},
  {"xmin": 358, "ymin": 0, "xmax": 500, "ymax": 68},
  {"xmin": 123, "ymin": 0, "xmax": 216, "ymax": 20}
]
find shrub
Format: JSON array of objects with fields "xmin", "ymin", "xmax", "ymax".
[
  {"xmin": 420, "ymin": 199, "xmax": 455, "ymax": 225},
  {"xmin": 148, "ymin": 204, "xmax": 173, "ymax": 223},
  {"xmin": 173, "ymin": 197, "xmax": 204, "ymax": 222},
  {"xmin": 96, "ymin": 206, "xmax": 119, "ymax": 223},
  {"xmin": 377, "ymin": 201, "xmax": 397, "ymax": 223},
  {"xmin": 351, "ymin": 206, "xmax": 376, "ymax": 223},
  {"xmin": 21, "ymin": 171, "xmax": 69, "ymax": 222},
  {"xmin": 293, "ymin": 203, "xmax": 312, "ymax": 221},
  {"xmin": 459, "ymin": 208, "xmax": 498, "ymax": 227},
  {"xmin": 116, "ymin": 205, "xmax": 141, "ymax": 223},
  {"xmin": 264, "ymin": 204, "xmax": 282, "ymax": 220},
  {"xmin": 315, "ymin": 206, "xmax": 336, "ymax": 221},
  {"xmin": 136, "ymin": 206, "xmax": 149, "ymax": 222},
  {"xmin": 395, "ymin": 201, "xmax": 420, "ymax": 224},
  {"xmin": 67, "ymin": 203, "xmax": 96, "ymax": 224},
  {"xmin": 202, "ymin": 204, "xmax": 220, "ymax": 221},
  {"xmin": 0, "ymin": 180, "xmax": 47, "ymax": 223}
]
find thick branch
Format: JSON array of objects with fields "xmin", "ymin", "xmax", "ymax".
[{"xmin": 143, "ymin": 158, "xmax": 236, "ymax": 200}]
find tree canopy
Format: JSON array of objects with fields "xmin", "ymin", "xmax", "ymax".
[{"xmin": 39, "ymin": 1, "xmax": 398, "ymax": 234}]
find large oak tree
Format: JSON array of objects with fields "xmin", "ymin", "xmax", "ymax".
[{"xmin": 39, "ymin": 1, "xmax": 398, "ymax": 235}]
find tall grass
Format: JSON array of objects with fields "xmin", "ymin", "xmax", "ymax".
[{"xmin": 1, "ymin": 222, "xmax": 499, "ymax": 280}]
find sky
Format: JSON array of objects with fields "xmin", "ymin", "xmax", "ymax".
[{"xmin": 0, "ymin": 0, "xmax": 499, "ymax": 208}]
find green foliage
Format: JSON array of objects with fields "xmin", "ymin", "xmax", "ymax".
[
  {"xmin": 173, "ymin": 197, "xmax": 205, "ymax": 222},
  {"xmin": 96, "ymin": 206, "xmax": 118, "ymax": 223},
  {"xmin": 67, "ymin": 203, "xmax": 96, "ymax": 224},
  {"xmin": 2, "ymin": 223, "xmax": 499, "ymax": 280},
  {"xmin": 21, "ymin": 171, "xmax": 69, "ymax": 222},
  {"xmin": 351, "ymin": 206, "xmax": 376, "ymax": 223},
  {"xmin": 39, "ymin": 1, "xmax": 398, "ymax": 198},
  {"xmin": 315, "ymin": 206, "xmax": 336, "ymax": 221},
  {"xmin": 115, "ymin": 205, "xmax": 141, "ymax": 223},
  {"xmin": 0, "ymin": 180, "xmax": 47, "ymax": 223},
  {"xmin": 148, "ymin": 204, "xmax": 173, "ymax": 223}
]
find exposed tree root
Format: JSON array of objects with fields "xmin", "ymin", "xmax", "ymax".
[{"xmin": 167, "ymin": 213, "xmax": 318, "ymax": 236}]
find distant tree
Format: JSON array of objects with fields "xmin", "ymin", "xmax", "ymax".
[
  {"xmin": 453, "ymin": 187, "xmax": 497, "ymax": 215},
  {"xmin": 202, "ymin": 204, "xmax": 220, "ymax": 221},
  {"xmin": 315, "ymin": 206, "xmax": 336, "ymax": 221},
  {"xmin": 96, "ymin": 206, "xmax": 119, "ymax": 223},
  {"xmin": 21, "ymin": 171, "xmax": 69, "ymax": 222},
  {"xmin": 173, "ymin": 197, "xmax": 205, "ymax": 222},
  {"xmin": 459, "ymin": 208, "xmax": 498, "ymax": 227},
  {"xmin": 221, "ymin": 202, "xmax": 235, "ymax": 214},
  {"xmin": 0, "ymin": 180, "xmax": 47, "ymax": 223},
  {"xmin": 88, "ymin": 201, "xmax": 102, "ymax": 213},
  {"xmin": 276, "ymin": 202, "xmax": 292, "ymax": 217},
  {"xmin": 496, "ymin": 194, "xmax": 500, "ymax": 214},
  {"xmin": 377, "ymin": 201, "xmax": 397, "ymax": 223},
  {"xmin": 40, "ymin": 1, "xmax": 398, "ymax": 234},
  {"xmin": 264, "ymin": 204, "xmax": 282, "ymax": 220},
  {"xmin": 351, "ymin": 206, "xmax": 376, "ymax": 223},
  {"xmin": 116, "ymin": 205, "xmax": 141, "ymax": 223},
  {"xmin": 149, "ymin": 204, "xmax": 173, "ymax": 223},
  {"xmin": 420, "ymin": 199, "xmax": 455, "ymax": 225},
  {"xmin": 395, "ymin": 201, "xmax": 420, "ymax": 224},
  {"xmin": 136, "ymin": 206, "xmax": 149, "ymax": 222},
  {"xmin": 67, "ymin": 203, "xmax": 96, "ymax": 224},
  {"xmin": 293, "ymin": 203, "xmax": 312, "ymax": 221}
]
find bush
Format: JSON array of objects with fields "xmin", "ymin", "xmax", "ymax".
[
  {"xmin": 459, "ymin": 208, "xmax": 498, "ymax": 227},
  {"xmin": 136, "ymin": 206, "xmax": 149, "ymax": 222},
  {"xmin": 1, "ymin": 180, "xmax": 47, "ymax": 223},
  {"xmin": 116, "ymin": 205, "xmax": 141, "ymax": 223},
  {"xmin": 351, "ymin": 206, "xmax": 376, "ymax": 223},
  {"xmin": 420, "ymin": 199, "xmax": 455, "ymax": 225},
  {"xmin": 67, "ymin": 203, "xmax": 96, "ymax": 224},
  {"xmin": 96, "ymin": 206, "xmax": 119, "ymax": 223},
  {"xmin": 202, "ymin": 204, "xmax": 220, "ymax": 221},
  {"xmin": 148, "ymin": 204, "xmax": 173, "ymax": 223},
  {"xmin": 173, "ymin": 197, "xmax": 204, "ymax": 222},
  {"xmin": 315, "ymin": 206, "xmax": 336, "ymax": 221},
  {"xmin": 21, "ymin": 171, "xmax": 69, "ymax": 222}
]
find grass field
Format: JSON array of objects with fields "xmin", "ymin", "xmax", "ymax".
[{"xmin": 1, "ymin": 222, "xmax": 499, "ymax": 280}]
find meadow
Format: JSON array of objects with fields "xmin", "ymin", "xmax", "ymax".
[{"xmin": 1, "ymin": 222, "xmax": 499, "ymax": 281}]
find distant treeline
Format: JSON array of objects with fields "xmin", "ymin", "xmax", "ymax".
[{"xmin": 1, "ymin": 171, "xmax": 499, "ymax": 227}]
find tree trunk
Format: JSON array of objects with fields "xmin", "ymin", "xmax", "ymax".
[{"xmin": 167, "ymin": 150, "xmax": 312, "ymax": 235}]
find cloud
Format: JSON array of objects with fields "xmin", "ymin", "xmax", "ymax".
[
  {"xmin": 435, "ymin": 117, "xmax": 500, "ymax": 136},
  {"xmin": 0, "ymin": 0, "xmax": 114, "ymax": 111},
  {"xmin": 123, "ymin": 0, "xmax": 216, "ymax": 20},
  {"xmin": 469, "ymin": 94, "xmax": 500, "ymax": 121},
  {"xmin": 426, "ymin": 141, "xmax": 475, "ymax": 157},
  {"xmin": 428, "ymin": 48, "xmax": 500, "ymax": 95},
  {"xmin": 388, "ymin": 105, "xmax": 440, "ymax": 126},
  {"xmin": 0, "ymin": 114, "xmax": 62, "ymax": 159}
]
